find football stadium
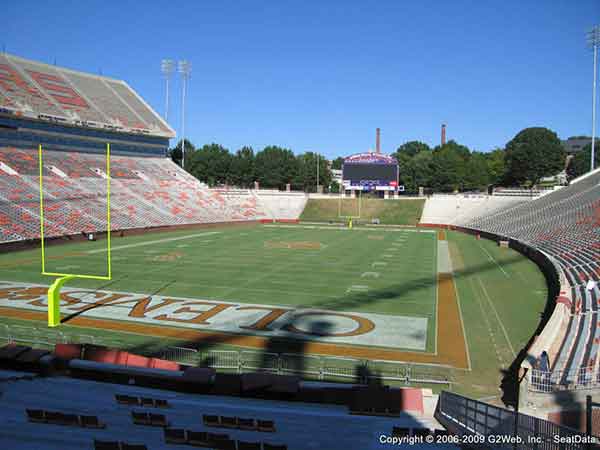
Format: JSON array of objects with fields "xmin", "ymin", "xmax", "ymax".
[{"xmin": 1, "ymin": 5, "xmax": 600, "ymax": 449}]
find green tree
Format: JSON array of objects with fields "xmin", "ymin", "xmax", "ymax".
[
  {"xmin": 295, "ymin": 152, "xmax": 332, "ymax": 192},
  {"xmin": 411, "ymin": 150, "xmax": 435, "ymax": 191},
  {"xmin": 188, "ymin": 143, "xmax": 232, "ymax": 186},
  {"xmin": 169, "ymin": 139, "xmax": 195, "ymax": 168},
  {"xmin": 331, "ymin": 156, "xmax": 344, "ymax": 170},
  {"xmin": 486, "ymin": 148, "xmax": 506, "ymax": 185},
  {"xmin": 504, "ymin": 127, "xmax": 565, "ymax": 186},
  {"xmin": 395, "ymin": 151, "xmax": 416, "ymax": 192},
  {"xmin": 254, "ymin": 146, "xmax": 298, "ymax": 189},
  {"xmin": 464, "ymin": 152, "xmax": 490, "ymax": 190},
  {"xmin": 394, "ymin": 140, "xmax": 431, "ymax": 158},
  {"xmin": 431, "ymin": 140, "xmax": 471, "ymax": 192},
  {"xmin": 567, "ymin": 142, "xmax": 600, "ymax": 180},
  {"xmin": 229, "ymin": 146, "xmax": 255, "ymax": 188},
  {"xmin": 392, "ymin": 141, "xmax": 432, "ymax": 193}
]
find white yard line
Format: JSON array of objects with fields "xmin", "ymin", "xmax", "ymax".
[
  {"xmin": 477, "ymin": 277, "xmax": 516, "ymax": 357},
  {"xmin": 471, "ymin": 277, "xmax": 506, "ymax": 367},
  {"xmin": 87, "ymin": 231, "xmax": 221, "ymax": 254},
  {"xmin": 434, "ymin": 232, "xmax": 439, "ymax": 356},
  {"xmin": 478, "ymin": 243, "xmax": 509, "ymax": 278}
]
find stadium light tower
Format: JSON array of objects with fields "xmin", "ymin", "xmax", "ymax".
[
  {"xmin": 160, "ymin": 59, "xmax": 174, "ymax": 122},
  {"xmin": 316, "ymin": 152, "xmax": 319, "ymax": 193},
  {"xmin": 588, "ymin": 25, "xmax": 600, "ymax": 171},
  {"xmin": 178, "ymin": 60, "xmax": 191, "ymax": 169}
]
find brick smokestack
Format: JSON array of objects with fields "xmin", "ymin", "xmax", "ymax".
[
  {"xmin": 441, "ymin": 124, "xmax": 446, "ymax": 146},
  {"xmin": 376, "ymin": 128, "xmax": 381, "ymax": 154}
]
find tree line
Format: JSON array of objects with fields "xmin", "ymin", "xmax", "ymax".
[
  {"xmin": 169, "ymin": 142, "xmax": 332, "ymax": 192},
  {"xmin": 392, "ymin": 127, "xmax": 569, "ymax": 193},
  {"xmin": 170, "ymin": 127, "xmax": 595, "ymax": 193}
]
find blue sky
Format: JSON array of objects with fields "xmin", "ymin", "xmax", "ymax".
[{"xmin": 4, "ymin": 0, "xmax": 599, "ymax": 158}]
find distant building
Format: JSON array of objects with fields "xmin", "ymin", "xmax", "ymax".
[
  {"xmin": 331, "ymin": 169, "xmax": 342, "ymax": 185},
  {"xmin": 562, "ymin": 137, "xmax": 591, "ymax": 154}
]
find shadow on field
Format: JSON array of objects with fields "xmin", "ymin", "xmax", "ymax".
[
  {"xmin": 312, "ymin": 253, "xmax": 526, "ymax": 313},
  {"xmin": 60, "ymin": 279, "xmax": 176, "ymax": 324},
  {"xmin": 78, "ymin": 249, "xmax": 543, "ymax": 407}
]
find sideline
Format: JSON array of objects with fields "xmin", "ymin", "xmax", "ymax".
[
  {"xmin": 478, "ymin": 243, "xmax": 509, "ymax": 278},
  {"xmin": 477, "ymin": 277, "xmax": 516, "ymax": 357}
]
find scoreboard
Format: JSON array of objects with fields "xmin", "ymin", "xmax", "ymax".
[{"xmin": 342, "ymin": 152, "xmax": 400, "ymax": 191}]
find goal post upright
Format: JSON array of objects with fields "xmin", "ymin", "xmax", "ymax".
[
  {"xmin": 338, "ymin": 188, "xmax": 362, "ymax": 224},
  {"xmin": 39, "ymin": 143, "xmax": 112, "ymax": 327}
]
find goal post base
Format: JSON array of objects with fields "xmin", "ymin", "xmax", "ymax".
[{"xmin": 47, "ymin": 275, "xmax": 75, "ymax": 327}]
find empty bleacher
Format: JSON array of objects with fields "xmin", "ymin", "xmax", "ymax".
[
  {"xmin": 461, "ymin": 170, "xmax": 600, "ymax": 387},
  {"xmin": 419, "ymin": 193, "xmax": 529, "ymax": 226},
  {"xmin": 0, "ymin": 147, "xmax": 280, "ymax": 243},
  {"xmin": 0, "ymin": 53, "xmax": 310, "ymax": 244},
  {"xmin": 0, "ymin": 52, "xmax": 174, "ymax": 138},
  {"xmin": 0, "ymin": 342, "xmax": 453, "ymax": 450},
  {"xmin": 0, "ymin": 54, "xmax": 68, "ymax": 119},
  {"xmin": 491, "ymin": 187, "xmax": 549, "ymax": 197}
]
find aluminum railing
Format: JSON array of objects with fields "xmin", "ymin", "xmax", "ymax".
[
  {"xmin": 435, "ymin": 390, "xmax": 594, "ymax": 450},
  {"xmin": 1, "ymin": 324, "xmax": 453, "ymax": 386},
  {"xmin": 529, "ymin": 367, "xmax": 600, "ymax": 393}
]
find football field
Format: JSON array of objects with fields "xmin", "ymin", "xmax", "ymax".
[
  {"xmin": 0, "ymin": 224, "xmax": 548, "ymax": 398},
  {"xmin": 0, "ymin": 225, "xmax": 439, "ymax": 352}
]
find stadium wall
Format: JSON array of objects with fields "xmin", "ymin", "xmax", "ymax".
[{"xmin": 0, "ymin": 219, "xmax": 263, "ymax": 255}]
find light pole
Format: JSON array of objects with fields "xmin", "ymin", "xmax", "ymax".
[
  {"xmin": 160, "ymin": 59, "xmax": 174, "ymax": 122},
  {"xmin": 588, "ymin": 26, "xmax": 600, "ymax": 171},
  {"xmin": 316, "ymin": 152, "xmax": 319, "ymax": 193},
  {"xmin": 178, "ymin": 60, "xmax": 191, "ymax": 169}
]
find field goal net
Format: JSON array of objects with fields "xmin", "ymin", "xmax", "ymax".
[{"xmin": 38, "ymin": 143, "xmax": 112, "ymax": 327}]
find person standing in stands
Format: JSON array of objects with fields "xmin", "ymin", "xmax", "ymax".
[{"xmin": 539, "ymin": 351, "xmax": 551, "ymax": 391}]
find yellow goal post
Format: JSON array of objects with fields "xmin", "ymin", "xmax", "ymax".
[
  {"xmin": 38, "ymin": 143, "xmax": 112, "ymax": 327},
  {"xmin": 337, "ymin": 189, "xmax": 362, "ymax": 221}
]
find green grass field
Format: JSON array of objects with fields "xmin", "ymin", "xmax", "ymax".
[
  {"xmin": 6, "ymin": 226, "xmax": 435, "ymax": 315},
  {"xmin": 300, "ymin": 198, "xmax": 425, "ymax": 225},
  {"xmin": 0, "ymin": 224, "xmax": 549, "ymax": 399},
  {"xmin": 445, "ymin": 231, "xmax": 548, "ymax": 400}
]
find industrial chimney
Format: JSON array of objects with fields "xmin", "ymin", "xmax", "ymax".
[
  {"xmin": 441, "ymin": 124, "xmax": 446, "ymax": 146},
  {"xmin": 376, "ymin": 128, "xmax": 381, "ymax": 154}
]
